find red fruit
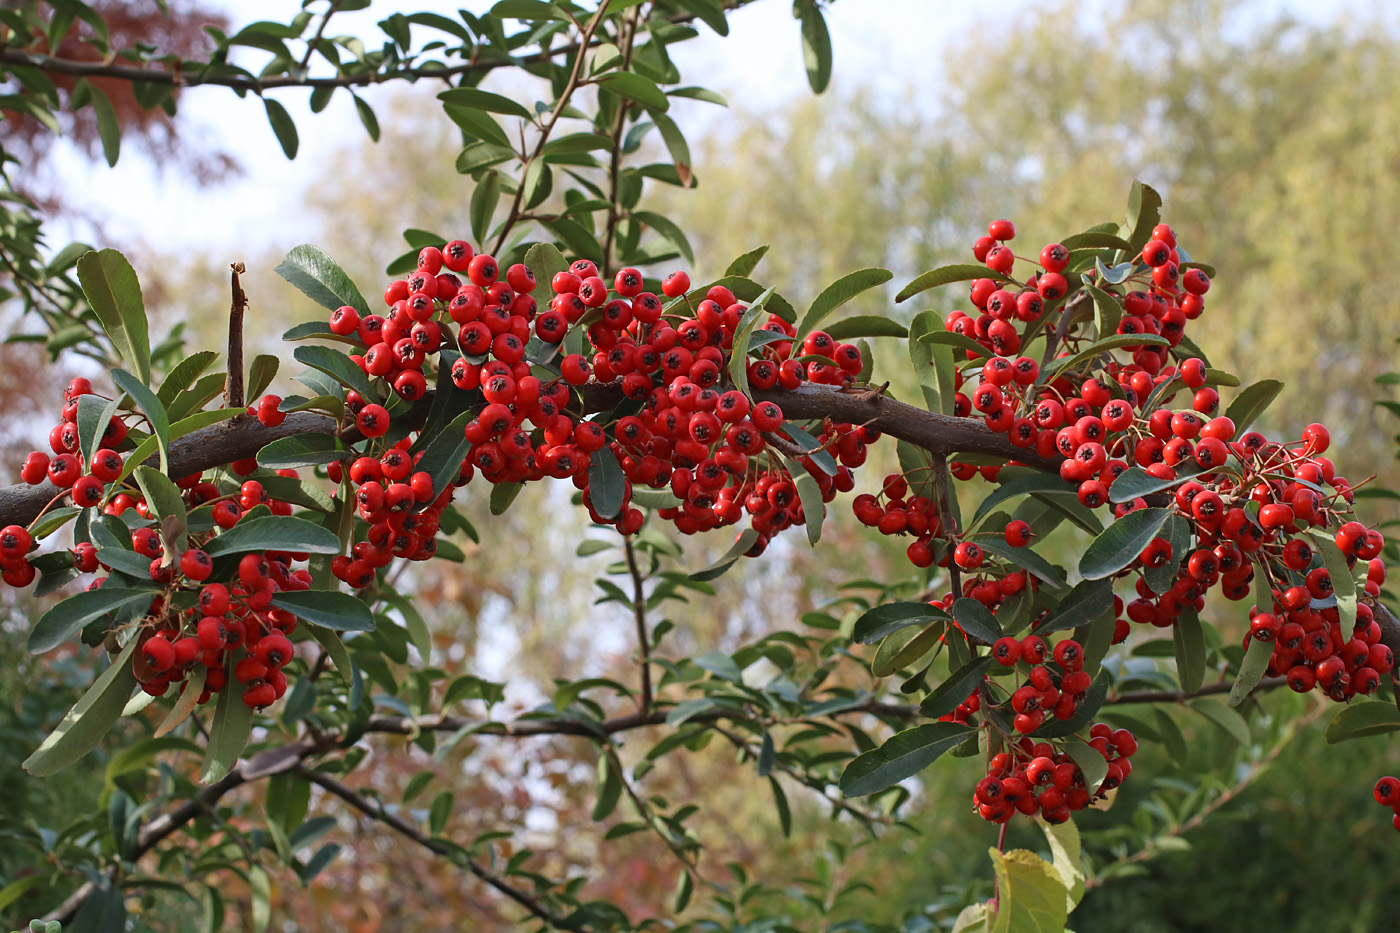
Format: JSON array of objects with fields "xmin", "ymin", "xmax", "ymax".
[
  {"xmin": 0, "ymin": 524, "xmax": 32, "ymax": 560},
  {"xmin": 256, "ymin": 394, "xmax": 286, "ymax": 427},
  {"xmin": 357, "ymin": 404, "xmax": 390, "ymax": 438},
  {"xmin": 661, "ymin": 270, "xmax": 691, "ymax": 298},
  {"xmin": 181, "ymin": 548, "xmax": 212, "ymax": 582},
  {"xmin": 71, "ymin": 475, "xmax": 105, "ymax": 508},
  {"xmin": 1376, "ymin": 776, "xmax": 1400, "ymax": 806},
  {"xmin": 142, "ymin": 635, "xmax": 176, "ymax": 673},
  {"xmin": 1039, "ymin": 243, "xmax": 1069, "ymax": 273},
  {"xmin": 992, "ymin": 637, "xmax": 1022, "ymax": 666},
  {"xmin": 1004, "ymin": 520, "xmax": 1032, "ymax": 547},
  {"xmin": 987, "ymin": 218, "xmax": 1016, "ymax": 241},
  {"xmin": 953, "ymin": 541, "xmax": 984, "ymax": 570}
]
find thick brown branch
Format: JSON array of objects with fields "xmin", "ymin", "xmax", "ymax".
[{"xmin": 295, "ymin": 766, "xmax": 591, "ymax": 932}]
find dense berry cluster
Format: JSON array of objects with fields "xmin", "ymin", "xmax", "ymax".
[{"xmin": 973, "ymin": 723, "xmax": 1138, "ymax": 825}]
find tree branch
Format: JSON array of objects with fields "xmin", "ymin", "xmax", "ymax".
[
  {"xmin": 226, "ymin": 262, "xmax": 248, "ymax": 410},
  {"xmin": 295, "ymin": 766, "xmax": 592, "ymax": 932}
]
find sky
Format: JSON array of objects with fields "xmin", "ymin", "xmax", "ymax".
[{"xmin": 44, "ymin": 0, "xmax": 1387, "ymax": 262}]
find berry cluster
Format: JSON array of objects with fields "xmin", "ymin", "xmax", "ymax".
[{"xmin": 973, "ymin": 723, "xmax": 1137, "ymax": 825}]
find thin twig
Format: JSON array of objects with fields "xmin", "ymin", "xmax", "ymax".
[
  {"xmin": 931, "ymin": 453, "xmax": 963, "ymax": 601},
  {"xmin": 599, "ymin": 5, "xmax": 644, "ymax": 278},
  {"xmin": 622, "ymin": 536, "xmax": 653, "ymax": 711},
  {"xmin": 491, "ymin": 0, "xmax": 615, "ymax": 256},
  {"xmin": 296, "ymin": 0, "xmax": 342, "ymax": 72},
  {"xmin": 296, "ymin": 766, "xmax": 592, "ymax": 932}
]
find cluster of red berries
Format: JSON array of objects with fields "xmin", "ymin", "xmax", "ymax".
[
  {"xmin": 316, "ymin": 240, "xmax": 871, "ymax": 557},
  {"xmin": 973, "ymin": 723, "xmax": 1137, "ymax": 825},
  {"xmin": 1375, "ymin": 776, "xmax": 1400, "ymax": 832}
]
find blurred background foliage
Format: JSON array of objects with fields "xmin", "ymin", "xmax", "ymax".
[{"xmin": 4, "ymin": 0, "xmax": 1400, "ymax": 929}]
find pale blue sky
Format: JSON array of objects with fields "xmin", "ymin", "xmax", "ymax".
[{"xmin": 47, "ymin": 0, "xmax": 1388, "ymax": 259}]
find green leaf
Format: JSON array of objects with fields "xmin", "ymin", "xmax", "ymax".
[
  {"xmin": 77, "ymin": 248, "xmax": 151, "ymax": 384},
  {"xmin": 257, "ymin": 433, "xmax": 350, "ymax": 469},
  {"xmin": 872, "ymin": 621, "xmax": 944, "ymax": 677},
  {"xmin": 1038, "ymin": 578, "xmax": 1114, "ymax": 634},
  {"xmin": 592, "ymin": 755, "xmax": 623, "ymax": 820},
  {"xmin": 1108, "ymin": 465, "xmax": 1201, "ymax": 503},
  {"xmin": 1224, "ymin": 379, "xmax": 1284, "ymax": 434},
  {"xmin": 587, "ymin": 446, "xmax": 627, "ymax": 520},
  {"xmin": 633, "ymin": 210, "xmax": 695, "ymax": 265},
  {"xmin": 490, "ymin": 0, "xmax": 560, "ymax": 20},
  {"xmin": 989, "ymin": 847, "xmax": 1069, "ymax": 933},
  {"xmin": 1062, "ymin": 231, "xmax": 1131, "ymax": 251},
  {"xmin": 795, "ymin": 468, "xmax": 824, "ymax": 546},
  {"xmin": 29, "ymin": 588, "xmax": 155, "ymax": 655},
  {"xmin": 157, "ymin": 350, "xmax": 219, "ymax": 406},
  {"xmin": 262, "ymin": 98, "xmax": 299, "ymax": 159},
  {"xmin": 274, "ymin": 244, "xmax": 371, "ymax": 316},
  {"xmin": 1061, "ymin": 738, "xmax": 1109, "ymax": 797},
  {"xmin": 204, "ymin": 515, "xmax": 341, "ymax": 557},
  {"xmin": 1306, "ymin": 528, "xmax": 1357, "ymax": 633},
  {"xmin": 23, "ymin": 636, "xmax": 139, "ymax": 776},
  {"xmin": 649, "ymin": 110, "xmax": 694, "ymax": 188},
  {"xmin": 825, "ymin": 315, "xmax": 908, "ymax": 340},
  {"xmin": 201, "ymin": 668, "xmax": 256, "ymax": 783},
  {"xmin": 1123, "ymin": 179, "xmax": 1163, "ymax": 253},
  {"xmin": 490, "ymin": 481, "xmax": 524, "ymax": 516},
  {"xmin": 921, "ymin": 656, "xmax": 993, "ymax": 718},
  {"xmin": 1040, "ymin": 817, "xmax": 1086, "ymax": 910},
  {"xmin": 112, "ymin": 368, "xmax": 170, "ymax": 473},
  {"xmin": 1325, "ymin": 701, "xmax": 1400, "ymax": 743},
  {"xmin": 1079, "ymin": 508, "xmax": 1171, "ymax": 580},
  {"xmin": 907, "ymin": 309, "xmax": 957, "ymax": 415},
  {"xmin": 437, "ymin": 86, "xmax": 532, "ymax": 118},
  {"xmin": 293, "ymin": 344, "xmax": 376, "ymax": 401},
  {"xmin": 134, "ymin": 465, "xmax": 187, "ymax": 539},
  {"xmin": 952, "ymin": 597, "xmax": 1002, "ymax": 644},
  {"xmin": 896, "ymin": 263, "xmax": 1012, "ymax": 303},
  {"xmin": 270, "ymin": 590, "xmax": 375, "ymax": 632},
  {"xmin": 797, "ymin": 1, "xmax": 833, "ymax": 94},
  {"xmin": 1226, "ymin": 633, "xmax": 1273, "ymax": 708},
  {"xmin": 919, "ymin": 329, "xmax": 993, "ymax": 360},
  {"xmin": 598, "ymin": 71, "xmax": 669, "ymax": 111},
  {"xmin": 689, "ymin": 529, "xmax": 759, "ymax": 582},
  {"xmin": 76, "ymin": 393, "xmax": 121, "ymax": 463},
  {"xmin": 1046, "ymin": 334, "xmax": 1170, "ymax": 381},
  {"xmin": 978, "ymin": 538, "xmax": 1067, "ymax": 590},
  {"xmin": 795, "ymin": 268, "xmax": 893, "ymax": 345},
  {"xmin": 839, "ymin": 722, "xmax": 973, "ymax": 796},
  {"xmin": 1034, "ymin": 671, "xmax": 1110, "ymax": 739},
  {"xmin": 1173, "ymin": 608, "xmax": 1206, "ymax": 695},
  {"xmin": 853, "ymin": 601, "xmax": 949, "ymax": 645},
  {"xmin": 727, "ymin": 286, "xmax": 777, "ymax": 398},
  {"xmin": 470, "ymin": 170, "xmax": 501, "ymax": 245},
  {"xmin": 247, "ymin": 354, "xmax": 279, "ymax": 401},
  {"xmin": 89, "ymin": 83, "xmax": 121, "ymax": 166},
  {"xmin": 1087, "ymin": 285, "xmax": 1121, "ymax": 338},
  {"xmin": 725, "ymin": 245, "xmax": 769, "ymax": 277},
  {"xmin": 1192, "ymin": 698, "xmax": 1251, "ymax": 744}
]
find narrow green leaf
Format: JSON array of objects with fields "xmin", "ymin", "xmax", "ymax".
[
  {"xmin": 270, "ymin": 590, "xmax": 375, "ymax": 632},
  {"xmin": 274, "ymin": 244, "xmax": 371, "ymax": 316},
  {"xmin": 1123, "ymin": 180, "xmax": 1163, "ymax": 253},
  {"xmin": 632, "ymin": 210, "xmax": 695, "ymax": 266},
  {"xmin": 1325, "ymin": 702, "xmax": 1400, "ymax": 743},
  {"xmin": 133, "ymin": 465, "xmax": 187, "ymax": 540},
  {"xmin": 257, "ymin": 433, "xmax": 350, "ymax": 469},
  {"xmin": 437, "ymin": 86, "xmax": 532, "ymax": 118},
  {"xmin": 1079, "ymin": 508, "xmax": 1171, "ymax": 580},
  {"xmin": 77, "ymin": 248, "xmax": 150, "ymax": 384},
  {"xmin": 1172, "ymin": 608, "xmax": 1206, "ymax": 695},
  {"xmin": 839, "ymin": 722, "xmax": 973, "ymax": 796},
  {"xmin": 953, "ymin": 597, "xmax": 1002, "ymax": 644},
  {"xmin": 1037, "ymin": 578, "xmax": 1114, "ymax": 633},
  {"xmin": 29, "ymin": 588, "xmax": 155, "ymax": 655},
  {"xmin": 490, "ymin": 481, "xmax": 524, "ymax": 516},
  {"xmin": 1086, "ymin": 285, "xmax": 1121, "ymax": 337},
  {"xmin": 470, "ymin": 170, "xmax": 501, "ymax": 246},
  {"xmin": 587, "ymin": 446, "xmax": 627, "ymax": 520},
  {"xmin": 246, "ymin": 354, "xmax": 279, "ymax": 400},
  {"xmin": 157, "ymin": 350, "xmax": 219, "ymax": 406},
  {"xmin": 979, "ymin": 538, "xmax": 1067, "ymax": 590},
  {"xmin": 1192, "ymin": 698, "xmax": 1252, "ymax": 743},
  {"xmin": 921, "ymin": 656, "xmax": 993, "ymax": 719},
  {"xmin": 201, "ymin": 667, "xmax": 256, "ymax": 783},
  {"xmin": 795, "ymin": 268, "xmax": 893, "ymax": 345},
  {"xmin": 592, "ymin": 755, "xmax": 623, "ymax": 820},
  {"xmin": 689, "ymin": 529, "xmax": 759, "ymax": 582},
  {"xmin": 872, "ymin": 621, "xmax": 944, "ymax": 677},
  {"xmin": 23, "ymin": 637, "xmax": 139, "ymax": 775},
  {"xmin": 896, "ymin": 263, "xmax": 1012, "ymax": 303},
  {"xmin": 89, "ymin": 83, "xmax": 121, "ymax": 166},
  {"xmin": 727, "ymin": 286, "xmax": 777, "ymax": 398},
  {"xmin": 853, "ymin": 601, "xmax": 949, "ymax": 645},
  {"xmin": 598, "ymin": 72, "xmax": 669, "ymax": 111},
  {"xmin": 797, "ymin": 2, "xmax": 833, "ymax": 94},
  {"xmin": 112, "ymin": 368, "xmax": 170, "ymax": 472},
  {"xmin": 1224, "ymin": 379, "xmax": 1284, "ymax": 434},
  {"xmin": 263, "ymin": 98, "xmax": 299, "ymax": 159},
  {"xmin": 725, "ymin": 245, "xmax": 768, "ymax": 277},
  {"xmin": 293, "ymin": 344, "xmax": 375, "ymax": 401},
  {"xmin": 825, "ymin": 315, "xmax": 908, "ymax": 340},
  {"xmin": 203, "ymin": 515, "xmax": 340, "ymax": 557}
]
